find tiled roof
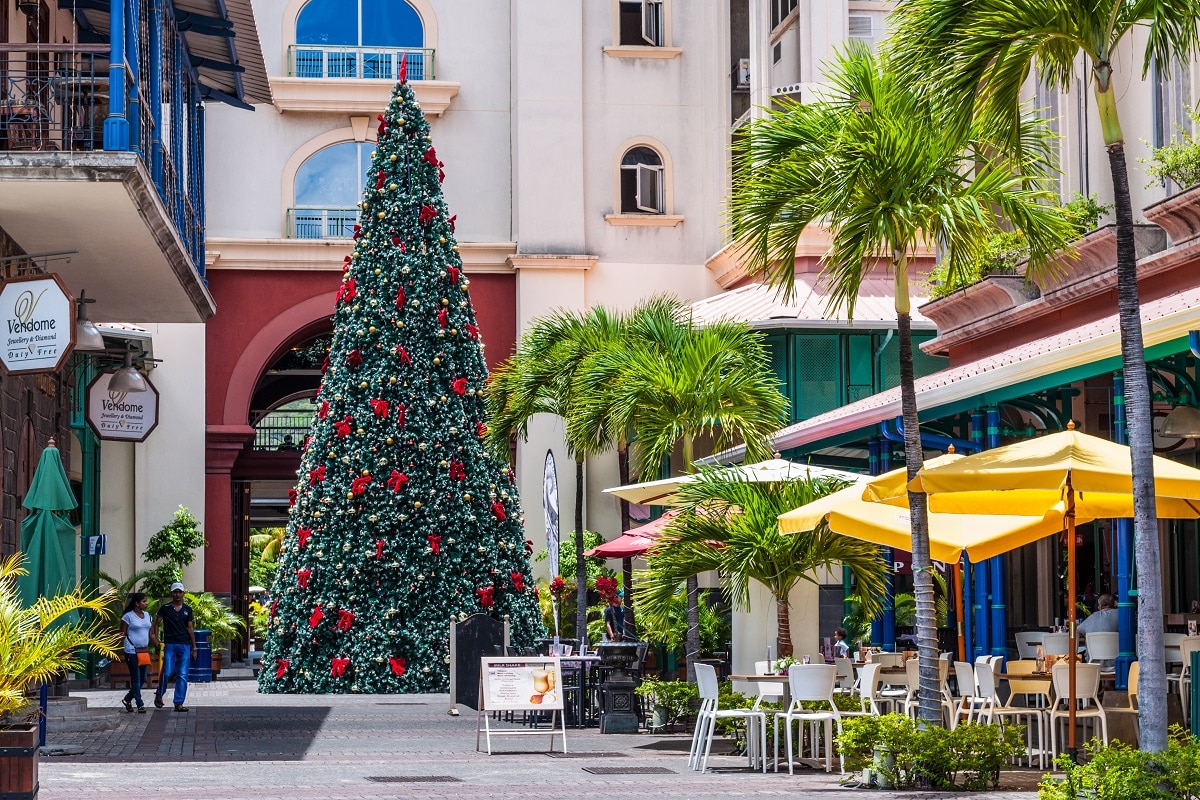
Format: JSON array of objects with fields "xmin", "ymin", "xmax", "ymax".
[{"xmin": 690, "ymin": 274, "xmax": 934, "ymax": 329}]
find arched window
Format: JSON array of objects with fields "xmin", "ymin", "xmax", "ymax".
[
  {"xmin": 294, "ymin": 0, "xmax": 426, "ymax": 79},
  {"xmin": 290, "ymin": 141, "xmax": 371, "ymax": 238},
  {"xmin": 620, "ymin": 146, "xmax": 664, "ymax": 213}
]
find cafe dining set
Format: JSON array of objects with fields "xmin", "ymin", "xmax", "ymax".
[{"xmin": 687, "ymin": 644, "xmax": 1191, "ymax": 776}]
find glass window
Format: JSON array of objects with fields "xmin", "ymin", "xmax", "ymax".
[
  {"xmin": 620, "ymin": 146, "xmax": 664, "ymax": 213},
  {"xmin": 619, "ymin": 0, "xmax": 663, "ymax": 46},
  {"xmin": 295, "ymin": 0, "xmax": 425, "ymax": 79},
  {"xmin": 293, "ymin": 142, "xmax": 370, "ymax": 238}
]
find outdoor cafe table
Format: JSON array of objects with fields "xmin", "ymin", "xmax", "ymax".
[
  {"xmin": 560, "ymin": 655, "xmax": 602, "ymax": 729},
  {"xmin": 730, "ymin": 673, "xmax": 792, "ymax": 708}
]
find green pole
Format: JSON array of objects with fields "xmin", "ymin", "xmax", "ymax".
[{"xmin": 70, "ymin": 354, "xmax": 101, "ymax": 680}]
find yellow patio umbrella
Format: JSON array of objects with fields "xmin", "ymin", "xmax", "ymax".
[
  {"xmin": 869, "ymin": 423, "xmax": 1200, "ymax": 753},
  {"xmin": 779, "ymin": 452, "xmax": 1089, "ymax": 659}
]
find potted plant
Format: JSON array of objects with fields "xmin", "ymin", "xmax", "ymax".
[
  {"xmin": 0, "ymin": 554, "xmax": 120, "ymax": 799},
  {"xmin": 634, "ymin": 678, "xmax": 697, "ymax": 732},
  {"xmin": 185, "ymin": 592, "xmax": 245, "ymax": 679}
]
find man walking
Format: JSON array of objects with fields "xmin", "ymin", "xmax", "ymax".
[{"xmin": 154, "ymin": 581, "xmax": 197, "ymax": 711}]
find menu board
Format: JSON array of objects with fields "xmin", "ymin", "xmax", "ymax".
[{"xmin": 480, "ymin": 658, "xmax": 563, "ymax": 712}]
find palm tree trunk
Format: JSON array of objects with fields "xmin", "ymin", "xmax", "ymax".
[
  {"xmin": 682, "ymin": 435, "xmax": 700, "ymax": 682},
  {"xmin": 776, "ymin": 596, "xmax": 792, "ymax": 658},
  {"xmin": 686, "ymin": 574, "xmax": 700, "ymax": 682},
  {"xmin": 575, "ymin": 459, "xmax": 587, "ymax": 648},
  {"xmin": 1107, "ymin": 140, "xmax": 1166, "ymax": 751},
  {"xmin": 895, "ymin": 275, "xmax": 940, "ymax": 727},
  {"xmin": 618, "ymin": 443, "xmax": 634, "ymax": 612}
]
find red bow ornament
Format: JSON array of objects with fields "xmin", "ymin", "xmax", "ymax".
[
  {"xmin": 297, "ymin": 528, "xmax": 311, "ymax": 549},
  {"xmin": 376, "ymin": 539, "xmax": 386, "ymax": 560},
  {"xmin": 419, "ymin": 205, "xmax": 437, "ymax": 225},
  {"xmin": 288, "ymin": 489, "xmax": 298, "ymax": 507},
  {"xmin": 448, "ymin": 461, "xmax": 465, "ymax": 481},
  {"xmin": 427, "ymin": 534, "xmax": 442, "ymax": 555},
  {"xmin": 396, "ymin": 286, "xmax": 406, "ymax": 308},
  {"xmin": 397, "ymin": 346, "xmax": 412, "ymax": 366},
  {"xmin": 275, "ymin": 659, "xmax": 289, "ymax": 679},
  {"xmin": 334, "ymin": 417, "xmax": 353, "ymax": 438},
  {"xmin": 335, "ymin": 277, "xmax": 356, "ymax": 305},
  {"xmin": 396, "ymin": 404, "xmax": 408, "ymax": 427},
  {"xmin": 477, "ymin": 586, "xmax": 495, "ymax": 609},
  {"xmin": 317, "ymin": 400, "xmax": 330, "ymax": 420},
  {"xmin": 375, "ymin": 169, "xmax": 386, "ymax": 190},
  {"xmin": 309, "ymin": 606, "xmax": 324, "ymax": 628},
  {"xmin": 331, "ymin": 657, "xmax": 350, "ymax": 677},
  {"xmin": 387, "ymin": 470, "xmax": 409, "ymax": 492},
  {"xmin": 308, "ymin": 466, "xmax": 326, "ymax": 486},
  {"xmin": 511, "ymin": 572, "xmax": 525, "ymax": 592},
  {"xmin": 423, "ymin": 146, "xmax": 439, "ymax": 167},
  {"xmin": 296, "ymin": 568, "xmax": 311, "ymax": 589},
  {"xmin": 346, "ymin": 349, "xmax": 363, "ymax": 368},
  {"xmin": 448, "ymin": 214, "xmax": 456, "ymax": 233},
  {"xmin": 370, "ymin": 399, "xmax": 390, "ymax": 418},
  {"xmin": 336, "ymin": 609, "xmax": 355, "ymax": 632},
  {"xmin": 451, "ymin": 377, "xmax": 468, "ymax": 395},
  {"xmin": 389, "ymin": 657, "xmax": 407, "ymax": 676},
  {"xmin": 437, "ymin": 308, "xmax": 448, "ymax": 329},
  {"xmin": 350, "ymin": 475, "xmax": 373, "ymax": 496},
  {"xmin": 465, "ymin": 324, "xmax": 480, "ymax": 341},
  {"xmin": 491, "ymin": 501, "xmax": 506, "ymax": 521},
  {"xmin": 447, "ymin": 265, "xmax": 459, "ymax": 284}
]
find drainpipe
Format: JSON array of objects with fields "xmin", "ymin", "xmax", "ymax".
[{"xmin": 987, "ymin": 408, "xmax": 1007, "ymax": 664}]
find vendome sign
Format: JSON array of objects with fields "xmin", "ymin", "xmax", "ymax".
[
  {"xmin": 0, "ymin": 274, "xmax": 75, "ymax": 374},
  {"xmin": 86, "ymin": 371, "xmax": 160, "ymax": 442}
]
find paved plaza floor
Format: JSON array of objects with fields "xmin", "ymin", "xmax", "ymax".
[{"xmin": 37, "ymin": 668, "xmax": 1042, "ymax": 800}]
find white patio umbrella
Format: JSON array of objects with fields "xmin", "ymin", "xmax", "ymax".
[{"xmin": 603, "ymin": 458, "xmax": 865, "ymax": 506}]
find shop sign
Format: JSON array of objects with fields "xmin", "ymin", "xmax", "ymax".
[
  {"xmin": 86, "ymin": 371, "xmax": 160, "ymax": 442},
  {"xmin": 0, "ymin": 274, "xmax": 75, "ymax": 374}
]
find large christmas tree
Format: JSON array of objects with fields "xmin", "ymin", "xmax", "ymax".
[{"xmin": 258, "ymin": 66, "xmax": 544, "ymax": 694}]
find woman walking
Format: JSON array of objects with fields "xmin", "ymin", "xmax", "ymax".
[{"xmin": 119, "ymin": 592, "xmax": 157, "ymax": 713}]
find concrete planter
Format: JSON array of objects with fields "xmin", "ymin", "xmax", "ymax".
[
  {"xmin": 1144, "ymin": 184, "xmax": 1200, "ymax": 247},
  {"xmin": 1033, "ymin": 224, "xmax": 1168, "ymax": 298},
  {"xmin": 0, "ymin": 724, "xmax": 38, "ymax": 799},
  {"xmin": 919, "ymin": 274, "xmax": 1038, "ymax": 336}
]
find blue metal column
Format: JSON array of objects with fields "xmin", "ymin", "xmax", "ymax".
[
  {"xmin": 869, "ymin": 437, "xmax": 896, "ymax": 651},
  {"xmin": 986, "ymin": 408, "xmax": 1008, "ymax": 661},
  {"xmin": 147, "ymin": 0, "xmax": 163, "ymax": 186},
  {"xmin": 125, "ymin": 0, "xmax": 141, "ymax": 154},
  {"xmin": 1113, "ymin": 372, "xmax": 1135, "ymax": 689},
  {"xmin": 103, "ymin": 0, "xmax": 130, "ymax": 149},
  {"xmin": 962, "ymin": 554, "xmax": 974, "ymax": 661},
  {"xmin": 969, "ymin": 412, "xmax": 987, "ymax": 658}
]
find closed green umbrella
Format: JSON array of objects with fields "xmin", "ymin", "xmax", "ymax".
[{"xmin": 18, "ymin": 438, "xmax": 78, "ymax": 610}]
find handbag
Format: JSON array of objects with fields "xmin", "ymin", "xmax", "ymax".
[{"xmin": 136, "ymin": 647, "xmax": 151, "ymax": 667}]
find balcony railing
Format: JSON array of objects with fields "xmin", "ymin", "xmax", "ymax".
[
  {"xmin": 287, "ymin": 207, "xmax": 359, "ymax": 239},
  {"xmin": 0, "ymin": 44, "xmax": 204, "ymax": 271},
  {"xmin": 0, "ymin": 46, "xmax": 109, "ymax": 152},
  {"xmin": 287, "ymin": 45, "xmax": 436, "ymax": 81}
]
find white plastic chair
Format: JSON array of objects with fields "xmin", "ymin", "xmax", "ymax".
[
  {"xmin": 1015, "ymin": 631, "xmax": 1047, "ymax": 659},
  {"xmin": 754, "ymin": 660, "xmax": 773, "ymax": 676},
  {"xmin": 1042, "ymin": 633, "xmax": 1070, "ymax": 657},
  {"xmin": 833, "ymin": 657, "xmax": 855, "ymax": 693},
  {"xmin": 689, "ymin": 663, "xmax": 766, "ymax": 774},
  {"xmin": 1048, "ymin": 662, "xmax": 1108, "ymax": 762},
  {"xmin": 840, "ymin": 662, "xmax": 884, "ymax": 717},
  {"xmin": 774, "ymin": 664, "xmax": 840, "ymax": 774},
  {"xmin": 1164, "ymin": 632, "xmax": 1186, "ymax": 671},
  {"xmin": 872, "ymin": 652, "xmax": 905, "ymax": 669},
  {"xmin": 1172, "ymin": 636, "xmax": 1200, "ymax": 726},
  {"xmin": 953, "ymin": 661, "xmax": 998, "ymax": 728},
  {"xmin": 1084, "ymin": 631, "xmax": 1119, "ymax": 677}
]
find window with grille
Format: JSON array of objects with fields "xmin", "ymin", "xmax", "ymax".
[
  {"xmin": 295, "ymin": 0, "xmax": 425, "ymax": 79},
  {"xmin": 290, "ymin": 141, "xmax": 370, "ymax": 238},
  {"xmin": 772, "ymin": 0, "xmax": 798, "ymax": 29},
  {"xmin": 848, "ymin": 11, "xmax": 888, "ymax": 51},
  {"xmin": 620, "ymin": 146, "xmax": 665, "ymax": 213}
]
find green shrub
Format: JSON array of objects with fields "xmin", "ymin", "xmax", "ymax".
[
  {"xmin": 837, "ymin": 713, "xmax": 1025, "ymax": 791},
  {"xmin": 634, "ymin": 678, "xmax": 696, "ymax": 730},
  {"xmin": 1039, "ymin": 728, "xmax": 1200, "ymax": 800},
  {"xmin": 1142, "ymin": 107, "xmax": 1200, "ymax": 189}
]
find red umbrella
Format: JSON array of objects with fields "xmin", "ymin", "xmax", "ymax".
[{"xmin": 584, "ymin": 512, "xmax": 679, "ymax": 559}]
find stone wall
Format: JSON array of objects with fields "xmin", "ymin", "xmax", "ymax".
[{"xmin": 0, "ymin": 229, "xmax": 74, "ymax": 559}]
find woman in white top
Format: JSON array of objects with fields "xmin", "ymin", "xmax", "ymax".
[{"xmin": 119, "ymin": 592, "xmax": 158, "ymax": 712}]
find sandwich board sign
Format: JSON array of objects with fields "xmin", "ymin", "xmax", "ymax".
[{"xmin": 475, "ymin": 657, "xmax": 566, "ymax": 754}]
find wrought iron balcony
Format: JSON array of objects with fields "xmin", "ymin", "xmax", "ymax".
[
  {"xmin": 286, "ymin": 45, "xmax": 436, "ymax": 81},
  {"xmin": 0, "ymin": 45, "xmax": 109, "ymax": 153}
]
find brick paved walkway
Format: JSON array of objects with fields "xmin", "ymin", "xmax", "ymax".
[{"xmin": 37, "ymin": 671, "xmax": 1042, "ymax": 800}]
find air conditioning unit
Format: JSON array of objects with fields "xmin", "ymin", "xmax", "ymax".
[{"xmin": 735, "ymin": 58, "xmax": 751, "ymax": 90}]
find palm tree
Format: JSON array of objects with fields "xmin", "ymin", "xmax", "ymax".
[
  {"xmin": 0, "ymin": 554, "xmax": 121, "ymax": 721},
  {"xmin": 636, "ymin": 469, "xmax": 889, "ymax": 661},
  {"xmin": 729, "ymin": 45, "xmax": 1072, "ymax": 722},
  {"xmin": 487, "ymin": 306, "xmax": 626, "ymax": 644},
  {"xmin": 573, "ymin": 312, "xmax": 788, "ymax": 679},
  {"xmin": 888, "ymin": 0, "xmax": 1200, "ymax": 752}
]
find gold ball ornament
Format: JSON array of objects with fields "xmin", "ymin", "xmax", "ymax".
[
  {"xmin": 389, "ymin": 376, "xmax": 397, "ymax": 384},
  {"xmin": 356, "ymin": 427, "xmax": 365, "ymax": 435},
  {"xmin": 369, "ymin": 326, "xmax": 376, "ymax": 333},
  {"xmin": 377, "ymin": 212, "xmax": 385, "ymax": 219},
  {"xmin": 463, "ymin": 493, "xmax": 472, "ymax": 501},
  {"xmin": 386, "ymin": 437, "xmax": 394, "ymax": 444},
  {"xmin": 359, "ymin": 381, "xmax": 368, "ymax": 389},
  {"xmin": 413, "ymin": 501, "xmax": 422, "ymax": 509},
  {"xmin": 390, "ymin": 154, "xmax": 398, "ymax": 162},
  {"xmin": 389, "ymin": 183, "xmax": 398, "ymax": 191},
  {"xmin": 374, "ymin": 269, "xmax": 381, "ymax": 276},
  {"xmin": 441, "ymin": 298, "xmax": 449, "ymax": 306},
  {"xmin": 432, "ymin": 357, "xmax": 441, "ymax": 365}
]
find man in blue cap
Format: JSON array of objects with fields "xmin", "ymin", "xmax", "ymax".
[{"xmin": 154, "ymin": 582, "xmax": 197, "ymax": 711}]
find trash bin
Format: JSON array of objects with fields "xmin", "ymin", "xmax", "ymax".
[{"xmin": 188, "ymin": 629, "xmax": 213, "ymax": 683}]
